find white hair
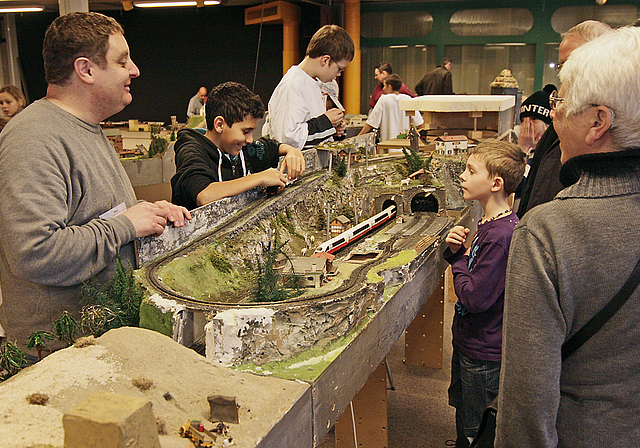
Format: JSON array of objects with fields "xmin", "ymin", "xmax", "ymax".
[
  {"xmin": 561, "ymin": 20, "xmax": 611, "ymax": 42},
  {"xmin": 559, "ymin": 26, "xmax": 640, "ymax": 149}
]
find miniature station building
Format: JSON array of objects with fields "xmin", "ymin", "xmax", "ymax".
[
  {"xmin": 435, "ymin": 134, "xmax": 469, "ymax": 156},
  {"xmin": 281, "ymin": 256, "xmax": 328, "ymax": 288}
]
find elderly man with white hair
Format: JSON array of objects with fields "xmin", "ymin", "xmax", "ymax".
[{"xmin": 497, "ymin": 26, "xmax": 640, "ymax": 447}]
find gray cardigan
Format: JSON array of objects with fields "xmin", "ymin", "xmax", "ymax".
[{"xmin": 497, "ymin": 148, "xmax": 640, "ymax": 447}]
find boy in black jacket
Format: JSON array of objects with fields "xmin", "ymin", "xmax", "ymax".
[{"xmin": 171, "ymin": 82, "xmax": 305, "ymax": 210}]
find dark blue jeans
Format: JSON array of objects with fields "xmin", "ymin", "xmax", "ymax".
[{"xmin": 448, "ymin": 346, "xmax": 501, "ymax": 444}]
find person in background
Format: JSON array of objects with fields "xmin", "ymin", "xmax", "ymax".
[
  {"xmin": 263, "ymin": 25, "xmax": 354, "ymax": 150},
  {"xmin": 369, "ymin": 61, "xmax": 415, "ymax": 109},
  {"xmin": 497, "ymin": 26, "xmax": 640, "ymax": 448},
  {"xmin": 0, "ymin": 12, "xmax": 190, "ymax": 355},
  {"xmin": 0, "ymin": 85, "xmax": 26, "ymax": 119},
  {"xmin": 415, "ymin": 57, "xmax": 453, "ymax": 96},
  {"xmin": 358, "ymin": 74, "xmax": 424, "ymax": 142},
  {"xmin": 187, "ymin": 86, "xmax": 207, "ymax": 118},
  {"xmin": 443, "ymin": 140, "xmax": 526, "ymax": 448},
  {"xmin": 517, "ymin": 85, "xmax": 555, "ymax": 158},
  {"xmin": 171, "ymin": 81, "xmax": 305, "ymax": 210},
  {"xmin": 516, "ymin": 20, "xmax": 611, "ymax": 218}
]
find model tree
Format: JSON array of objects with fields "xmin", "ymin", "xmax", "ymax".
[
  {"xmin": 402, "ymin": 145, "xmax": 424, "ymax": 174},
  {"xmin": 335, "ymin": 156, "xmax": 347, "ymax": 178},
  {"xmin": 80, "ymin": 255, "xmax": 144, "ymax": 335},
  {"xmin": 252, "ymin": 240, "xmax": 303, "ymax": 303},
  {"xmin": 0, "ymin": 340, "xmax": 27, "ymax": 380},
  {"xmin": 26, "ymin": 330, "xmax": 55, "ymax": 361},
  {"xmin": 148, "ymin": 135, "xmax": 167, "ymax": 158},
  {"xmin": 51, "ymin": 311, "xmax": 79, "ymax": 346}
]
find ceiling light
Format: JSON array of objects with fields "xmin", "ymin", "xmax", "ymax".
[
  {"xmin": 133, "ymin": 0, "xmax": 219, "ymax": 7},
  {"xmin": 0, "ymin": 6, "xmax": 44, "ymax": 12}
]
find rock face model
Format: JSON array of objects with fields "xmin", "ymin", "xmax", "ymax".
[{"xmin": 137, "ymin": 148, "xmax": 464, "ymax": 367}]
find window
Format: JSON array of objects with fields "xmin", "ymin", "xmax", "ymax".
[
  {"xmin": 551, "ymin": 5, "xmax": 638, "ymax": 34},
  {"xmin": 450, "ymin": 9, "xmax": 533, "ymax": 36},
  {"xmin": 446, "ymin": 44, "xmax": 535, "ymax": 97},
  {"xmin": 361, "ymin": 45, "xmax": 436, "ymax": 112},
  {"xmin": 362, "ymin": 11, "xmax": 433, "ymax": 38}
]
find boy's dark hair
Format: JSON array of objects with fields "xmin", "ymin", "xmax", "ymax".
[
  {"xmin": 205, "ymin": 82, "xmax": 264, "ymax": 130},
  {"xmin": 306, "ymin": 25, "xmax": 355, "ymax": 62},
  {"xmin": 377, "ymin": 61, "xmax": 392, "ymax": 74},
  {"xmin": 440, "ymin": 57, "xmax": 452, "ymax": 67},
  {"xmin": 470, "ymin": 140, "xmax": 526, "ymax": 195},
  {"xmin": 43, "ymin": 12, "xmax": 124, "ymax": 86},
  {"xmin": 384, "ymin": 74, "xmax": 402, "ymax": 92}
]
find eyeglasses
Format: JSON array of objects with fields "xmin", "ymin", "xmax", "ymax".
[
  {"xmin": 549, "ymin": 90, "xmax": 565, "ymax": 110},
  {"xmin": 549, "ymin": 90, "xmax": 616, "ymax": 124},
  {"xmin": 554, "ymin": 61, "xmax": 564, "ymax": 74},
  {"xmin": 331, "ymin": 59, "xmax": 347, "ymax": 74}
]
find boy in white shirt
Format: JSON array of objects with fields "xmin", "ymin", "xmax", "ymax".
[
  {"xmin": 263, "ymin": 25, "xmax": 354, "ymax": 149},
  {"xmin": 358, "ymin": 74, "xmax": 424, "ymax": 142}
]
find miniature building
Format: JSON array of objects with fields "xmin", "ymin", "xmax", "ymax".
[
  {"xmin": 347, "ymin": 115, "xmax": 367, "ymax": 127},
  {"xmin": 282, "ymin": 257, "xmax": 327, "ymax": 288},
  {"xmin": 330, "ymin": 215, "xmax": 351, "ymax": 235},
  {"xmin": 337, "ymin": 149, "xmax": 358, "ymax": 165},
  {"xmin": 310, "ymin": 251, "xmax": 335, "ymax": 273},
  {"xmin": 106, "ymin": 135, "xmax": 123, "ymax": 153},
  {"xmin": 435, "ymin": 135, "xmax": 468, "ymax": 155}
]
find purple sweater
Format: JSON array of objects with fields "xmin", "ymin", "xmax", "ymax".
[{"xmin": 443, "ymin": 212, "xmax": 519, "ymax": 362}]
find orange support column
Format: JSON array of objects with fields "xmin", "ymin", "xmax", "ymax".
[
  {"xmin": 282, "ymin": 19, "xmax": 299, "ymax": 75},
  {"xmin": 245, "ymin": 1, "xmax": 301, "ymax": 76},
  {"xmin": 343, "ymin": 0, "xmax": 361, "ymax": 115}
]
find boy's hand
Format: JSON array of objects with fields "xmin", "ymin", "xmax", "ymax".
[
  {"xmin": 446, "ymin": 225, "xmax": 470, "ymax": 253},
  {"xmin": 325, "ymin": 108, "xmax": 345, "ymax": 127},
  {"xmin": 258, "ymin": 168, "xmax": 288, "ymax": 193},
  {"xmin": 279, "ymin": 144, "xmax": 305, "ymax": 180}
]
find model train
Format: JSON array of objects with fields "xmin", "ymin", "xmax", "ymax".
[{"xmin": 315, "ymin": 204, "xmax": 397, "ymax": 254}]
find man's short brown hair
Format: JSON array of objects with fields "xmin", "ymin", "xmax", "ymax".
[
  {"xmin": 43, "ymin": 12, "xmax": 124, "ymax": 86},
  {"xmin": 306, "ymin": 25, "xmax": 355, "ymax": 63},
  {"xmin": 470, "ymin": 140, "xmax": 526, "ymax": 195}
]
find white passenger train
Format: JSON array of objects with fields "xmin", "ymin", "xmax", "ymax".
[{"xmin": 315, "ymin": 205, "xmax": 397, "ymax": 254}]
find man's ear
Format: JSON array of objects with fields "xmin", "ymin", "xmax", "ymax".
[
  {"xmin": 73, "ymin": 57, "xmax": 95, "ymax": 85},
  {"xmin": 491, "ymin": 176, "xmax": 505, "ymax": 192},
  {"xmin": 320, "ymin": 55, "xmax": 331, "ymax": 67},
  {"xmin": 585, "ymin": 106, "xmax": 613, "ymax": 145},
  {"xmin": 213, "ymin": 116, "xmax": 226, "ymax": 133}
]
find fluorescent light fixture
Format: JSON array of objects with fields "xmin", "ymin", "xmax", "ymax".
[
  {"xmin": 0, "ymin": 6, "xmax": 44, "ymax": 12},
  {"xmin": 134, "ymin": 0, "xmax": 219, "ymax": 6},
  {"xmin": 486, "ymin": 43, "xmax": 527, "ymax": 47},
  {"xmin": 389, "ymin": 45, "xmax": 408, "ymax": 49}
]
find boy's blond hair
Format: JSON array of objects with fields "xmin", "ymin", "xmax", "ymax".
[
  {"xmin": 306, "ymin": 25, "xmax": 355, "ymax": 62},
  {"xmin": 470, "ymin": 140, "xmax": 526, "ymax": 195}
]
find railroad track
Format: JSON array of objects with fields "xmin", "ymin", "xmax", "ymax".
[{"xmin": 144, "ymin": 151, "xmax": 447, "ymax": 308}]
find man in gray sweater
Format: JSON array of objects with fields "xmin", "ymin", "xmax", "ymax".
[
  {"xmin": 0, "ymin": 12, "xmax": 190, "ymax": 354},
  {"xmin": 497, "ymin": 26, "xmax": 640, "ymax": 447}
]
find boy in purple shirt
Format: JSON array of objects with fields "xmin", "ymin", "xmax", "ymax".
[{"xmin": 443, "ymin": 140, "xmax": 526, "ymax": 448}]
